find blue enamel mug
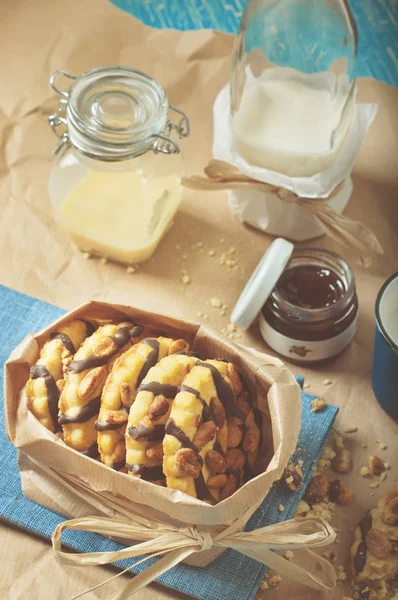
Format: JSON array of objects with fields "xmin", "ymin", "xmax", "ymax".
[{"xmin": 372, "ymin": 272, "xmax": 398, "ymax": 420}]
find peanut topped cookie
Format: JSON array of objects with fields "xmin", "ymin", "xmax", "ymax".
[
  {"xmin": 97, "ymin": 337, "xmax": 185, "ymax": 470},
  {"xmin": 59, "ymin": 322, "xmax": 142, "ymax": 457},
  {"xmin": 351, "ymin": 486, "xmax": 398, "ymax": 600},
  {"xmin": 163, "ymin": 359, "xmax": 260, "ymax": 503},
  {"xmin": 126, "ymin": 350, "xmax": 195, "ymax": 483},
  {"xmin": 27, "ymin": 320, "xmax": 92, "ymax": 433}
]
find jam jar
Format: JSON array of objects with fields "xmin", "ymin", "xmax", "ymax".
[
  {"xmin": 231, "ymin": 239, "xmax": 358, "ymax": 362},
  {"xmin": 47, "ymin": 66, "xmax": 189, "ymax": 265}
]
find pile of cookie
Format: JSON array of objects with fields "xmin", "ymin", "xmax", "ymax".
[{"xmin": 26, "ymin": 319, "xmax": 261, "ymax": 503}]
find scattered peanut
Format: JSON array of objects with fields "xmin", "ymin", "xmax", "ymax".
[
  {"xmin": 360, "ymin": 466, "xmax": 371, "ymax": 477},
  {"xmin": 366, "ymin": 528, "xmax": 392, "ymax": 558},
  {"xmin": 332, "ymin": 448, "xmax": 352, "ymax": 474},
  {"xmin": 304, "ymin": 473, "xmax": 329, "ymax": 504},
  {"xmin": 311, "ymin": 397, "xmax": 326, "ymax": 412},
  {"xmin": 369, "ymin": 455, "xmax": 386, "ymax": 476}
]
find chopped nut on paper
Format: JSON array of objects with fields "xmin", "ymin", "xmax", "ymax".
[
  {"xmin": 328, "ymin": 479, "xmax": 353, "ymax": 505},
  {"xmin": 210, "ymin": 297, "xmax": 222, "ymax": 308},
  {"xmin": 332, "ymin": 447, "xmax": 352, "ymax": 474},
  {"xmin": 311, "ymin": 397, "xmax": 326, "ymax": 412},
  {"xmin": 336, "ymin": 565, "xmax": 347, "ymax": 582},
  {"xmin": 282, "ymin": 463, "xmax": 303, "ymax": 491},
  {"xmin": 344, "ymin": 426, "xmax": 358, "ymax": 433},
  {"xmin": 221, "ymin": 323, "xmax": 242, "ymax": 340},
  {"xmin": 360, "ymin": 466, "xmax": 371, "ymax": 477},
  {"xmin": 368, "ymin": 455, "xmax": 386, "ymax": 475}
]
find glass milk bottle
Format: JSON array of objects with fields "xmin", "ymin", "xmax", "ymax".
[
  {"xmin": 231, "ymin": 0, "xmax": 357, "ymax": 177},
  {"xmin": 48, "ymin": 66, "xmax": 189, "ymax": 264}
]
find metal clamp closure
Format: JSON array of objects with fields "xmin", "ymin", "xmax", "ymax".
[
  {"xmin": 152, "ymin": 106, "xmax": 190, "ymax": 154},
  {"xmin": 50, "ymin": 70, "xmax": 76, "ymax": 99}
]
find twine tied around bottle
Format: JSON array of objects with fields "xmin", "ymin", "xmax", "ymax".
[{"xmin": 183, "ymin": 160, "xmax": 383, "ymax": 257}]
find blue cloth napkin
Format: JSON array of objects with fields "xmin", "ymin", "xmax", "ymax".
[{"xmin": 0, "ymin": 284, "xmax": 338, "ymax": 600}]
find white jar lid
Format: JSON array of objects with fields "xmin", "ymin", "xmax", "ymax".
[{"xmin": 231, "ymin": 238, "xmax": 294, "ymax": 330}]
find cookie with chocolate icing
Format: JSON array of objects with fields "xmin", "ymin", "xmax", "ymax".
[
  {"xmin": 59, "ymin": 321, "xmax": 142, "ymax": 457},
  {"xmin": 97, "ymin": 337, "xmax": 184, "ymax": 470},
  {"xmin": 351, "ymin": 486, "xmax": 398, "ymax": 599},
  {"xmin": 126, "ymin": 352, "xmax": 196, "ymax": 483},
  {"xmin": 26, "ymin": 320, "xmax": 92, "ymax": 433},
  {"xmin": 163, "ymin": 359, "xmax": 260, "ymax": 503}
]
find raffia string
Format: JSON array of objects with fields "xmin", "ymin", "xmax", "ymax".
[
  {"xmin": 182, "ymin": 159, "xmax": 383, "ymax": 256},
  {"xmin": 24, "ymin": 449, "xmax": 336, "ymax": 599},
  {"xmin": 53, "ymin": 513, "xmax": 336, "ymax": 600},
  {"xmin": 42, "ymin": 456, "xmax": 337, "ymax": 600}
]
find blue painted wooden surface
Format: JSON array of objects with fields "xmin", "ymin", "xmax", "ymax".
[{"xmin": 110, "ymin": 0, "xmax": 398, "ymax": 87}]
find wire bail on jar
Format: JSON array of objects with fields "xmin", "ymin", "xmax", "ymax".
[{"xmin": 48, "ymin": 68, "xmax": 190, "ymax": 159}]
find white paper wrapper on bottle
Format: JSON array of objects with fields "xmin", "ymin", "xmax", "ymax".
[{"xmin": 213, "ymin": 83, "xmax": 377, "ymax": 241}]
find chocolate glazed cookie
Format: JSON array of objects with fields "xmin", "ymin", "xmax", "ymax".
[
  {"xmin": 26, "ymin": 320, "xmax": 92, "ymax": 433},
  {"xmin": 163, "ymin": 359, "xmax": 260, "ymax": 503},
  {"xmin": 126, "ymin": 350, "xmax": 195, "ymax": 483},
  {"xmin": 97, "ymin": 337, "xmax": 185, "ymax": 470},
  {"xmin": 59, "ymin": 322, "xmax": 142, "ymax": 456},
  {"xmin": 351, "ymin": 487, "xmax": 398, "ymax": 600}
]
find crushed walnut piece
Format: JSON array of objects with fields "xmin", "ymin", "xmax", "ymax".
[
  {"xmin": 311, "ymin": 397, "xmax": 326, "ymax": 412},
  {"xmin": 369, "ymin": 481, "xmax": 379, "ymax": 489},
  {"xmin": 278, "ymin": 504, "xmax": 285, "ymax": 512},
  {"xmin": 126, "ymin": 266, "xmax": 136, "ymax": 274},
  {"xmin": 208, "ymin": 249, "xmax": 215, "ymax": 257},
  {"xmin": 304, "ymin": 473, "xmax": 329, "ymax": 504},
  {"xmin": 322, "ymin": 378, "xmax": 333, "ymax": 386},
  {"xmin": 328, "ymin": 479, "xmax": 353, "ymax": 505},
  {"xmin": 282, "ymin": 463, "xmax": 303, "ymax": 491},
  {"xmin": 332, "ymin": 447, "xmax": 352, "ymax": 474},
  {"xmin": 369, "ymin": 455, "xmax": 386, "ymax": 475},
  {"xmin": 259, "ymin": 581, "xmax": 269, "ymax": 590},
  {"xmin": 181, "ymin": 274, "xmax": 191, "ymax": 285}
]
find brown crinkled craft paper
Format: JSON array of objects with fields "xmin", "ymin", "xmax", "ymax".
[{"xmin": 4, "ymin": 301, "xmax": 337, "ymax": 596}]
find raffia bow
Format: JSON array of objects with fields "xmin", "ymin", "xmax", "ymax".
[
  {"xmin": 53, "ymin": 510, "xmax": 337, "ymax": 600},
  {"xmin": 183, "ymin": 159, "xmax": 383, "ymax": 257}
]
